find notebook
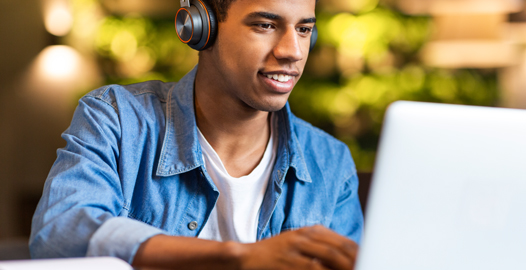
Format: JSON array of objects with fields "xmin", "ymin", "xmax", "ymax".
[{"xmin": 356, "ymin": 101, "xmax": 526, "ymax": 270}]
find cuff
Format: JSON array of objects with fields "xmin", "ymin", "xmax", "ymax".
[{"xmin": 86, "ymin": 217, "xmax": 166, "ymax": 264}]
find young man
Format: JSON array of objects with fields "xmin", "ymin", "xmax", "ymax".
[{"xmin": 30, "ymin": 0, "xmax": 364, "ymax": 269}]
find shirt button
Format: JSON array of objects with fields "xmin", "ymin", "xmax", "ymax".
[{"xmin": 188, "ymin": 221, "xmax": 198, "ymax": 231}]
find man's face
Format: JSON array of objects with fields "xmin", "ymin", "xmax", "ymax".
[{"xmin": 204, "ymin": 0, "xmax": 316, "ymax": 112}]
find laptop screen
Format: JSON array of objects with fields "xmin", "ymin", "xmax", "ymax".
[{"xmin": 356, "ymin": 101, "xmax": 526, "ymax": 270}]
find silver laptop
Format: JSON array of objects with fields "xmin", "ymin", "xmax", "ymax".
[{"xmin": 356, "ymin": 101, "xmax": 526, "ymax": 270}]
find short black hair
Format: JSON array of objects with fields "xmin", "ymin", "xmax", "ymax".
[
  {"xmin": 206, "ymin": 0, "xmax": 318, "ymax": 22},
  {"xmin": 205, "ymin": 0, "xmax": 235, "ymax": 22}
]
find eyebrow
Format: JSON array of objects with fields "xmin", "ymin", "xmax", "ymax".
[{"xmin": 245, "ymin": 11, "xmax": 316, "ymax": 24}]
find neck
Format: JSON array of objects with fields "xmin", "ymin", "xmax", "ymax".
[{"xmin": 194, "ymin": 62, "xmax": 271, "ymax": 177}]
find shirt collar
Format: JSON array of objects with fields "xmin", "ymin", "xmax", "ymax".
[
  {"xmin": 156, "ymin": 66, "xmax": 312, "ymax": 183},
  {"xmin": 275, "ymin": 105, "xmax": 312, "ymax": 183},
  {"xmin": 156, "ymin": 66, "xmax": 203, "ymax": 176}
]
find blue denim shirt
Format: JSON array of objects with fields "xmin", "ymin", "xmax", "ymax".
[{"xmin": 30, "ymin": 67, "xmax": 363, "ymax": 264}]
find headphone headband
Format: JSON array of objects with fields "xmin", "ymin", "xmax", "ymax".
[{"xmin": 180, "ymin": 0, "xmax": 190, "ymax": 7}]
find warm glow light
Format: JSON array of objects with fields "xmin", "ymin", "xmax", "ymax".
[
  {"xmin": 44, "ymin": 1, "xmax": 73, "ymax": 36},
  {"xmin": 26, "ymin": 44, "xmax": 101, "ymax": 102},
  {"xmin": 429, "ymin": 0, "xmax": 523, "ymax": 15},
  {"xmin": 397, "ymin": 0, "xmax": 523, "ymax": 15},
  {"xmin": 421, "ymin": 41, "xmax": 519, "ymax": 68},
  {"xmin": 37, "ymin": 45, "xmax": 82, "ymax": 80}
]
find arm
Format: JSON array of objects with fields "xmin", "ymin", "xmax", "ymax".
[
  {"xmin": 30, "ymin": 94, "xmax": 164, "ymax": 262},
  {"xmin": 133, "ymin": 225, "xmax": 358, "ymax": 270}
]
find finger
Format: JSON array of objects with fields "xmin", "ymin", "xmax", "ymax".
[
  {"xmin": 296, "ymin": 237, "xmax": 355, "ymax": 270},
  {"xmin": 292, "ymin": 253, "xmax": 333, "ymax": 270},
  {"xmin": 298, "ymin": 225, "xmax": 359, "ymax": 262}
]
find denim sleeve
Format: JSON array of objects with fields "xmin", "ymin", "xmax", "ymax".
[
  {"xmin": 29, "ymin": 95, "xmax": 165, "ymax": 263},
  {"xmin": 329, "ymin": 171, "xmax": 364, "ymax": 245}
]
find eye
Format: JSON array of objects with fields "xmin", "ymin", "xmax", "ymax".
[
  {"xmin": 297, "ymin": 26, "xmax": 313, "ymax": 35},
  {"xmin": 256, "ymin": 23, "xmax": 274, "ymax": 30}
]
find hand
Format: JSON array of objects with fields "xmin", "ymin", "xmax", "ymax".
[{"xmin": 235, "ymin": 225, "xmax": 358, "ymax": 270}]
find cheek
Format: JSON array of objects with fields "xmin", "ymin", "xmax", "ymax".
[
  {"xmin": 217, "ymin": 36, "xmax": 249, "ymax": 68},
  {"xmin": 222, "ymin": 31, "xmax": 270, "ymax": 59}
]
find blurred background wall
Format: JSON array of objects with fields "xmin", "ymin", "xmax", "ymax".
[{"xmin": 1, "ymin": 0, "xmax": 526, "ymax": 241}]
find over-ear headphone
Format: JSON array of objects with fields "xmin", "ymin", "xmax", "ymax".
[
  {"xmin": 175, "ymin": 0, "xmax": 217, "ymax": 51},
  {"xmin": 175, "ymin": 0, "xmax": 318, "ymax": 52}
]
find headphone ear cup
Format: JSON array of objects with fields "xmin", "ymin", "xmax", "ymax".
[
  {"xmin": 198, "ymin": 0, "xmax": 217, "ymax": 50},
  {"xmin": 176, "ymin": 0, "xmax": 217, "ymax": 51},
  {"xmin": 309, "ymin": 25, "xmax": 318, "ymax": 53}
]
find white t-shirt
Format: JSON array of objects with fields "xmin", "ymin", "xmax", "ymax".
[{"xmin": 197, "ymin": 115, "xmax": 277, "ymax": 243}]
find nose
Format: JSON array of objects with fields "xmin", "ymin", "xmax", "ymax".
[{"xmin": 272, "ymin": 26, "xmax": 304, "ymax": 62}]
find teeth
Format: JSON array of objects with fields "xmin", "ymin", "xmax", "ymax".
[{"xmin": 265, "ymin": 74, "xmax": 292, "ymax": 83}]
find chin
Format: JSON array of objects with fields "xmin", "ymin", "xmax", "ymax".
[
  {"xmin": 243, "ymin": 94, "xmax": 290, "ymax": 112},
  {"xmin": 254, "ymin": 101, "xmax": 288, "ymax": 112}
]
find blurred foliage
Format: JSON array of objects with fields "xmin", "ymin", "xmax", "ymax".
[
  {"xmin": 93, "ymin": 16, "xmax": 198, "ymax": 84},
  {"xmin": 68, "ymin": 0, "xmax": 499, "ymax": 171},
  {"xmin": 292, "ymin": 2, "xmax": 499, "ymax": 170}
]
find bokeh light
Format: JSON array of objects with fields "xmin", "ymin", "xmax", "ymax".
[
  {"xmin": 44, "ymin": 0, "xmax": 73, "ymax": 36},
  {"xmin": 36, "ymin": 45, "xmax": 82, "ymax": 80},
  {"xmin": 28, "ymin": 44, "xmax": 101, "ymax": 100}
]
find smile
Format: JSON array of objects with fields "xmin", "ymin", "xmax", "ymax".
[
  {"xmin": 259, "ymin": 72, "xmax": 295, "ymax": 94},
  {"xmin": 265, "ymin": 74, "xmax": 293, "ymax": 83}
]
